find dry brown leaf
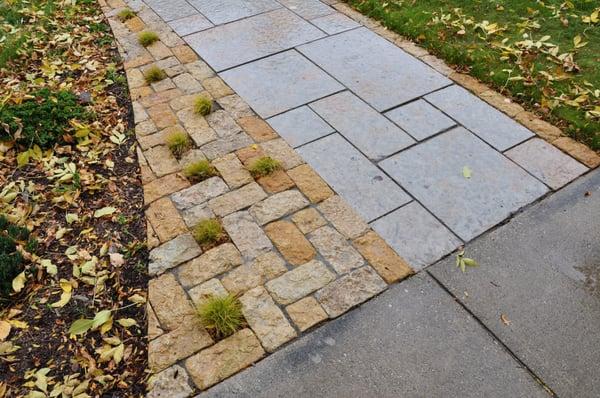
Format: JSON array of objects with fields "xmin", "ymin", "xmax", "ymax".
[{"xmin": 500, "ymin": 313, "xmax": 511, "ymax": 326}]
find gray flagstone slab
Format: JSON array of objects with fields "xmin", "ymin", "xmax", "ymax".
[
  {"xmin": 185, "ymin": 8, "xmax": 325, "ymax": 71},
  {"xmin": 267, "ymin": 106, "xmax": 334, "ymax": 148},
  {"xmin": 220, "ymin": 50, "xmax": 343, "ymax": 118},
  {"xmin": 385, "ymin": 99, "xmax": 456, "ymax": 141},
  {"xmin": 278, "ymin": 0, "xmax": 335, "ymax": 20},
  {"xmin": 298, "ymin": 27, "xmax": 451, "ymax": 111},
  {"xmin": 297, "ymin": 133, "xmax": 411, "ymax": 222},
  {"xmin": 379, "ymin": 127, "xmax": 549, "ymax": 241},
  {"xmin": 145, "ymin": 0, "xmax": 198, "ymax": 22},
  {"xmin": 425, "ymin": 85, "xmax": 534, "ymax": 151},
  {"xmin": 187, "ymin": 0, "xmax": 281, "ymax": 25}
]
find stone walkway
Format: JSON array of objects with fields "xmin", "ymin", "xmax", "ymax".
[{"xmin": 99, "ymin": 0, "xmax": 600, "ymax": 396}]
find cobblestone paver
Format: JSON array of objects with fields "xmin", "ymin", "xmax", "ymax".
[{"xmin": 101, "ymin": 0, "xmax": 598, "ymax": 395}]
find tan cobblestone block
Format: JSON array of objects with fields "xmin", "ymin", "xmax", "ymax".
[
  {"xmin": 394, "ymin": 38, "xmax": 429, "ymax": 57},
  {"xmin": 130, "ymin": 86, "xmax": 154, "ymax": 101},
  {"xmin": 124, "ymin": 52, "xmax": 153, "ymax": 69},
  {"xmin": 124, "ymin": 16, "xmax": 145, "ymax": 32},
  {"xmin": 173, "ymin": 73, "xmax": 204, "ymax": 94},
  {"xmin": 237, "ymin": 116, "xmax": 278, "ymax": 142},
  {"xmin": 148, "ymin": 103, "xmax": 178, "ymax": 129},
  {"xmin": 515, "ymin": 111, "xmax": 563, "ymax": 141},
  {"xmin": 291, "ymin": 208, "xmax": 327, "ymax": 234},
  {"xmin": 173, "ymin": 45, "xmax": 199, "ymax": 63},
  {"xmin": 202, "ymin": 76, "xmax": 234, "ymax": 98},
  {"xmin": 265, "ymin": 260, "xmax": 335, "ymax": 305},
  {"xmin": 144, "ymin": 145, "xmax": 180, "ymax": 177},
  {"xmin": 146, "ymin": 197, "xmax": 188, "ymax": 242},
  {"xmin": 261, "ymin": 138, "xmax": 304, "ymax": 170},
  {"xmin": 147, "ymin": 220, "xmax": 160, "ymax": 249},
  {"xmin": 286, "ymin": 297, "xmax": 327, "ymax": 332},
  {"xmin": 239, "ymin": 286, "xmax": 297, "ymax": 352},
  {"xmin": 188, "ymin": 279, "xmax": 228, "ymax": 307},
  {"xmin": 236, "ymin": 145, "xmax": 264, "ymax": 166},
  {"xmin": 318, "ymin": 195, "xmax": 369, "ymax": 239},
  {"xmin": 170, "ymin": 93, "xmax": 202, "ymax": 111},
  {"xmin": 316, "ymin": 266, "xmax": 387, "ymax": 318},
  {"xmin": 135, "ymin": 119, "xmax": 157, "ymax": 137},
  {"xmin": 479, "ymin": 90, "xmax": 524, "ymax": 117},
  {"xmin": 222, "ymin": 211, "xmax": 273, "ymax": 260},
  {"xmin": 257, "ymin": 170, "xmax": 295, "ymax": 194},
  {"xmin": 147, "ymin": 365, "xmax": 193, "ymax": 398},
  {"xmin": 149, "ymin": 273, "xmax": 195, "ymax": 331},
  {"xmin": 265, "ymin": 221, "xmax": 315, "ymax": 266},
  {"xmin": 140, "ymin": 164, "xmax": 156, "ymax": 184},
  {"xmin": 148, "ymin": 233, "xmax": 202, "ymax": 276},
  {"xmin": 149, "ymin": 316, "xmax": 213, "ymax": 372},
  {"xmin": 144, "ymin": 172, "xmax": 190, "ymax": 204},
  {"xmin": 309, "ymin": 226, "xmax": 364, "ymax": 274},
  {"xmin": 448, "ymin": 72, "xmax": 489, "ymax": 94},
  {"xmin": 126, "ymin": 68, "xmax": 145, "ymax": 89},
  {"xmin": 177, "ymin": 243, "xmax": 242, "ymax": 288},
  {"xmin": 185, "ymin": 329, "xmax": 265, "ymax": 390},
  {"xmin": 138, "ymin": 126, "xmax": 176, "ymax": 150},
  {"xmin": 353, "ymin": 231, "xmax": 414, "ymax": 284},
  {"xmin": 212, "ymin": 153, "xmax": 253, "ymax": 189},
  {"xmin": 287, "ymin": 164, "xmax": 333, "ymax": 203},
  {"xmin": 218, "ymin": 95, "xmax": 254, "ymax": 119},
  {"xmin": 221, "ymin": 251, "xmax": 287, "ymax": 295},
  {"xmin": 107, "ymin": 0, "xmax": 126, "ymax": 8},
  {"xmin": 151, "ymin": 77, "xmax": 176, "ymax": 92},
  {"xmin": 186, "ymin": 60, "xmax": 215, "ymax": 81},
  {"xmin": 132, "ymin": 101, "xmax": 148, "ymax": 122},
  {"xmin": 147, "ymin": 41, "xmax": 173, "ymax": 60},
  {"xmin": 552, "ymin": 137, "xmax": 600, "ymax": 168},
  {"xmin": 249, "ymin": 189, "xmax": 309, "ymax": 225},
  {"xmin": 140, "ymin": 88, "xmax": 183, "ymax": 107},
  {"xmin": 147, "ymin": 304, "xmax": 163, "ymax": 341},
  {"xmin": 208, "ymin": 182, "xmax": 267, "ymax": 217}
]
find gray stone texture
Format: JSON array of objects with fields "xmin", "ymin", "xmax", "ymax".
[
  {"xmin": 308, "ymin": 226, "xmax": 365, "ymax": 274},
  {"xmin": 149, "ymin": 234, "xmax": 202, "ymax": 276},
  {"xmin": 278, "ymin": 0, "xmax": 334, "ymax": 19},
  {"xmin": 385, "ymin": 99, "xmax": 456, "ymax": 141},
  {"xmin": 297, "ymin": 134, "xmax": 411, "ymax": 222},
  {"xmin": 145, "ymin": 0, "xmax": 198, "ymax": 22},
  {"xmin": 267, "ymin": 106, "xmax": 334, "ymax": 148},
  {"xmin": 426, "ymin": 85, "xmax": 534, "ymax": 151},
  {"xmin": 222, "ymin": 211, "xmax": 273, "ymax": 260},
  {"xmin": 168, "ymin": 14, "xmax": 213, "ymax": 36},
  {"xmin": 265, "ymin": 260, "xmax": 336, "ymax": 305},
  {"xmin": 185, "ymin": 9, "xmax": 324, "ymax": 71},
  {"xmin": 310, "ymin": 12, "xmax": 361, "ymax": 35},
  {"xmin": 371, "ymin": 202, "xmax": 461, "ymax": 270},
  {"xmin": 505, "ymin": 138, "xmax": 587, "ymax": 190},
  {"xmin": 310, "ymin": 91, "xmax": 415, "ymax": 160},
  {"xmin": 429, "ymin": 168, "xmax": 600, "ymax": 397},
  {"xmin": 298, "ymin": 28, "xmax": 450, "ymax": 111},
  {"xmin": 221, "ymin": 50, "xmax": 343, "ymax": 118},
  {"xmin": 203, "ymin": 274, "xmax": 547, "ymax": 397},
  {"xmin": 187, "ymin": 0, "xmax": 281, "ymax": 25},
  {"xmin": 379, "ymin": 127, "xmax": 548, "ymax": 240}
]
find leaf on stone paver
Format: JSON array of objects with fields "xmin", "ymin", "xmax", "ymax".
[
  {"xmin": 500, "ymin": 313, "xmax": 511, "ymax": 326},
  {"xmin": 456, "ymin": 248, "xmax": 479, "ymax": 273},
  {"xmin": 462, "ymin": 166, "xmax": 472, "ymax": 179}
]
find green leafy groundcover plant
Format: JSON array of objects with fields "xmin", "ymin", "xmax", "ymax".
[
  {"xmin": 0, "ymin": 215, "xmax": 36, "ymax": 303},
  {"xmin": 0, "ymin": 88, "xmax": 91, "ymax": 148}
]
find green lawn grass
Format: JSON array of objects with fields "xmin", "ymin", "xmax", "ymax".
[{"xmin": 348, "ymin": 0, "xmax": 600, "ymax": 150}]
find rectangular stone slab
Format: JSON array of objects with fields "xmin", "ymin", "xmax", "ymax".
[
  {"xmin": 310, "ymin": 91, "xmax": 415, "ymax": 161},
  {"xmin": 298, "ymin": 28, "xmax": 451, "ymax": 111},
  {"xmin": 278, "ymin": 0, "xmax": 335, "ymax": 20},
  {"xmin": 425, "ymin": 85, "xmax": 534, "ymax": 151},
  {"xmin": 310, "ymin": 13, "xmax": 361, "ymax": 35},
  {"xmin": 379, "ymin": 127, "xmax": 549, "ymax": 241},
  {"xmin": 185, "ymin": 9, "xmax": 325, "ymax": 71},
  {"xmin": 297, "ymin": 133, "xmax": 411, "ymax": 222},
  {"xmin": 187, "ymin": 0, "xmax": 281, "ymax": 25},
  {"xmin": 221, "ymin": 50, "xmax": 344, "ymax": 118},
  {"xmin": 145, "ymin": 0, "xmax": 199, "ymax": 22},
  {"xmin": 267, "ymin": 106, "xmax": 334, "ymax": 148},
  {"xmin": 371, "ymin": 202, "xmax": 461, "ymax": 270}
]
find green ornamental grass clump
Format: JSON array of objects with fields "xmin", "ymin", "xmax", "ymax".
[
  {"xmin": 248, "ymin": 156, "xmax": 281, "ymax": 178},
  {"xmin": 0, "ymin": 216, "xmax": 35, "ymax": 303},
  {"xmin": 194, "ymin": 96, "xmax": 212, "ymax": 116},
  {"xmin": 183, "ymin": 159, "xmax": 217, "ymax": 182},
  {"xmin": 117, "ymin": 8, "xmax": 136, "ymax": 22},
  {"xmin": 0, "ymin": 88, "xmax": 90, "ymax": 148},
  {"xmin": 165, "ymin": 130, "xmax": 190, "ymax": 158},
  {"xmin": 192, "ymin": 218, "xmax": 223, "ymax": 246},
  {"xmin": 198, "ymin": 294, "xmax": 245, "ymax": 339},
  {"xmin": 137, "ymin": 31, "xmax": 159, "ymax": 47},
  {"xmin": 143, "ymin": 65, "xmax": 166, "ymax": 84}
]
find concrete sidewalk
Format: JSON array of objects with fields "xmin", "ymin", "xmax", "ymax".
[{"xmin": 203, "ymin": 168, "xmax": 600, "ymax": 397}]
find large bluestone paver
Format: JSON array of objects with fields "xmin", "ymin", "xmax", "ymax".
[
  {"xmin": 298, "ymin": 27, "xmax": 451, "ymax": 111},
  {"xmin": 168, "ymin": 14, "xmax": 213, "ymax": 37},
  {"xmin": 278, "ymin": 0, "xmax": 335, "ymax": 19},
  {"xmin": 379, "ymin": 127, "xmax": 549, "ymax": 241},
  {"xmin": 310, "ymin": 91, "xmax": 415, "ymax": 161},
  {"xmin": 201, "ymin": 273, "xmax": 547, "ymax": 398},
  {"xmin": 371, "ymin": 202, "xmax": 461, "ymax": 270},
  {"xmin": 267, "ymin": 106, "xmax": 334, "ymax": 148},
  {"xmin": 426, "ymin": 85, "xmax": 534, "ymax": 151},
  {"xmin": 185, "ymin": 8, "xmax": 324, "ymax": 71},
  {"xmin": 145, "ymin": 0, "xmax": 198, "ymax": 21},
  {"xmin": 310, "ymin": 12, "xmax": 361, "ymax": 35},
  {"xmin": 385, "ymin": 99, "xmax": 456, "ymax": 141},
  {"xmin": 220, "ymin": 50, "xmax": 343, "ymax": 118},
  {"xmin": 297, "ymin": 133, "xmax": 411, "ymax": 222},
  {"xmin": 187, "ymin": 0, "xmax": 281, "ymax": 25},
  {"xmin": 429, "ymin": 168, "xmax": 600, "ymax": 397}
]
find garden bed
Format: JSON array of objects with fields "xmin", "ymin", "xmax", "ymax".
[{"xmin": 0, "ymin": 1, "xmax": 147, "ymax": 396}]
